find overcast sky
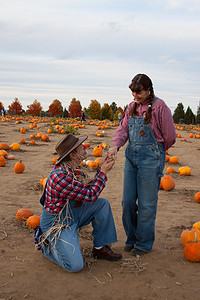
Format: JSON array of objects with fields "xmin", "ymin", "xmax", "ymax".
[{"xmin": 0, "ymin": 0, "xmax": 200, "ymax": 113}]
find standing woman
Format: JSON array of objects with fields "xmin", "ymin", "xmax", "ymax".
[{"xmin": 108, "ymin": 74, "xmax": 177, "ymax": 256}]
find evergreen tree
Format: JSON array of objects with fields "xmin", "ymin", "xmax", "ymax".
[
  {"xmin": 196, "ymin": 102, "xmax": 200, "ymax": 124},
  {"xmin": 184, "ymin": 106, "xmax": 195, "ymax": 124},
  {"xmin": 173, "ymin": 103, "xmax": 185, "ymax": 123},
  {"xmin": 110, "ymin": 102, "xmax": 117, "ymax": 114}
]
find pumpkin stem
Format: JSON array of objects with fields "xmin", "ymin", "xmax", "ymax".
[{"xmin": 194, "ymin": 232, "xmax": 198, "ymax": 243}]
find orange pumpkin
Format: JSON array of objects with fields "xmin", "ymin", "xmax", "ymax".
[
  {"xmin": 194, "ymin": 192, "xmax": 200, "ymax": 204},
  {"xmin": 52, "ymin": 157, "xmax": 58, "ymax": 164},
  {"xmin": 37, "ymin": 132, "xmax": 43, "ymax": 138},
  {"xmin": 47, "ymin": 128, "xmax": 52, "ymax": 134},
  {"xmin": 20, "ymin": 138, "xmax": 25, "ymax": 144},
  {"xmin": 99, "ymin": 143, "xmax": 108, "ymax": 150},
  {"xmin": 193, "ymin": 222, "xmax": 200, "ymax": 230},
  {"xmin": 20, "ymin": 127, "xmax": 26, "ymax": 134},
  {"xmin": 189, "ymin": 133, "xmax": 193, "ymax": 138},
  {"xmin": 30, "ymin": 140, "xmax": 36, "ymax": 145},
  {"xmin": 169, "ymin": 156, "xmax": 179, "ymax": 164},
  {"xmin": 160, "ymin": 175, "xmax": 175, "ymax": 191},
  {"xmin": 166, "ymin": 167, "xmax": 175, "ymax": 174},
  {"xmin": 16, "ymin": 208, "xmax": 33, "ymax": 221},
  {"xmin": 87, "ymin": 161, "xmax": 98, "ymax": 170},
  {"xmin": 184, "ymin": 233, "xmax": 200, "ymax": 262},
  {"xmin": 178, "ymin": 166, "xmax": 191, "ymax": 176},
  {"xmin": 0, "ymin": 143, "xmax": 9, "ymax": 150},
  {"xmin": 0, "ymin": 150, "xmax": 8, "ymax": 157},
  {"xmin": 95, "ymin": 157, "xmax": 102, "ymax": 166},
  {"xmin": 0, "ymin": 156, "xmax": 6, "ymax": 167},
  {"xmin": 14, "ymin": 160, "xmax": 25, "ymax": 174},
  {"xmin": 93, "ymin": 146, "xmax": 103, "ymax": 157},
  {"xmin": 165, "ymin": 155, "xmax": 170, "ymax": 162},
  {"xmin": 27, "ymin": 215, "xmax": 41, "ymax": 229},
  {"xmin": 41, "ymin": 134, "xmax": 49, "ymax": 142},
  {"xmin": 10, "ymin": 143, "xmax": 20, "ymax": 151},
  {"xmin": 181, "ymin": 228, "xmax": 200, "ymax": 246},
  {"xmin": 30, "ymin": 134, "xmax": 35, "ymax": 139}
]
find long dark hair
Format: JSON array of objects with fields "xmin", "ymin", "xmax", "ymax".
[{"xmin": 129, "ymin": 74, "xmax": 155, "ymax": 124}]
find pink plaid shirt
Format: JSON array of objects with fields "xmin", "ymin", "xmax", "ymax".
[
  {"xmin": 113, "ymin": 97, "xmax": 176, "ymax": 151},
  {"xmin": 43, "ymin": 165, "xmax": 107, "ymax": 214}
]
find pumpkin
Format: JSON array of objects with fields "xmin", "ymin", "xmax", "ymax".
[
  {"xmin": 20, "ymin": 138, "xmax": 25, "ymax": 144},
  {"xmin": 189, "ymin": 133, "xmax": 193, "ymax": 138},
  {"xmin": 30, "ymin": 134, "xmax": 35, "ymax": 139},
  {"xmin": 14, "ymin": 160, "xmax": 25, "ymax": 173},
  {"xmin": 194, "ymin": 192, "xmax": 200, "ymax": 204},
  {"xmin": 95, "ymin": 157, "xmax": 102, "ymax": 166},
  {"xmin": 165, "ymin": 155, "xmax": 170, "ymax": 162},
  {"xmin": 30, "ymin": 140, "xmax": 36, "ymax": 145},
  {"xmin": 193, "ymin": 222, "xmax": 200, "ymax": 231},
  {"xmin": 10, "ymin": 143, "xmax": 20, "ymax": 151},
  {"xmin": 27, "ymin": 215, "xmax": 41, "ymax": 229},
  {"xmin": 47, "ymin": 128, "xmax": 52, "ymax": 134},
  {"xmin": 0, "ymin": 156, "xmax": 6, "ymax": 167},
  {"xmin": 169, "ymin": 156, "xmax": 179, "ymax": 164},
  {"xmin": 99, "ymin": 143, "xmax": 108, "ymax": 150},
  {"xmin": 82, "ymin": 143, "xmax": 90, "ymax": 148},
  {"xmin": 6, "ymin": 154, "xmax": 15, "ymax": 160},
  {"xmin": 16, "ymin": 208, "xmax": 33, "ymax": 221},
  {"xmin": 181, "ymin": 228, "xmax": 200, "ymax": 246},
  {"xmin": 93, "ymin": 146, "xmax": 103, "ymax": 157},
  {"xmin": 184, "ymin": 232, "xmax": 200, "ymax": 262},
  {"xmin": 0, "ymin": 143, "xmax": 9, "ymax": 150},
  {"xmin": 52, "ymin": 157, "xmax": 58, "ymax": 164},
  {"xmin": 166, "ymin": 167, "xmax": 175, "ymax": 174},
  {"xmin": 40, "ymin": 177, "xmax": 47, "ymax": 188},
  {"xmin": 178, "ymin": 166, "xmax": 191, "ymax": 176},
  {"xmin": 87, "ymin": 161, "xmax": 98, "ymax": 170},
  {"xmin": 20, "ymin": 127, "xmax": 26, "ymax": 134},
  {"xmin": 41, "ymin": 134, "xmax": 49, "ymax": 142},
  {"xmin": 0, "ymin": 150, "xmax": 8, "ymax": 157},
  {"xmin": 160, "ymin": 175, "xmax": 175, "ymax": 191}
]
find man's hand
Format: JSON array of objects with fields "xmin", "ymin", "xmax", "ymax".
[{"xmin": 100, "ymin": 155, "xmax": 116, "ymax": 174}]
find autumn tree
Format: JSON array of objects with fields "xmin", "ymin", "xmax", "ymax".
[
  {"xmin": 0, "ymin": 101, "xmax": 3, "ymax": 112},
  {"xmin": 48, "ymin": 99, "xmax": 63, "ymax": 116},
  {"xmin": 68, "ymin": 98, "xmax": 82, "ymax": 118},
  {"xmin": 110, "ymin": 102, "xmax": 117, "ymax": 115},
  {"xmin": 8, "ymin": 98, "xmax": 23, "ymax": 115},
  {"xmin": 101, "ymin": 103, "xmax": 113, "ymax": 120},
  {"xmin": 27, "ymin": 100, "xmax": 42, "ymax": 116},
  {"xmin": 88, "ymin": 100, "xmax": 101, "ymax": 119}
]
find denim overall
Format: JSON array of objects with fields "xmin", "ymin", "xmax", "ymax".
[
  {"xmin": 38, "ymin": 170, "xmax": 118, "ymax": 272},
  {"xmin": 122, "ymin": 98, "xmax": 166, "ymax": 252}
]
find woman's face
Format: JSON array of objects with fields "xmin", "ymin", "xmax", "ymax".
[{"xmin": 132, "ymin": 89, "xmax": 150, "ymax": 104}]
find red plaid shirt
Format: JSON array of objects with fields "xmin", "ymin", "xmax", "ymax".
[{"xmin": 43, "ymin": 164, "xmax": 107, "ymax": 214}]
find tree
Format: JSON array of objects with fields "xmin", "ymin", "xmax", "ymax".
[
  {"xmin": 173, "ymin": 103, "xmax": 185, "ymax": 123},
  {"xmin": 184, "ymin": 106, "xmax": 195, "ymax": 124},
  {"xmin": 27, "ymin": 100, "xmax": 42, "ymax": 116},
  {"xmin": 48, "ymin": 99, "xmax": 63, "ymax": 116},
  {"xmin": 68, "ymin": 98, "xmax": 82, "ymax": 118},
  {"xmin": 0, "ymin": 101, "xmax": 3, "ymax": 112},
  {"xmin": 196, "ymin": 102, "xmax": 200, "ymax": 124},
  {"xmin": 101, "ymin": 103, "xmax": 113, "ymax": 120},
  {"xmin": 88, "ymin": 100, "xmax": 101, "ymax": 119},
  {"xmin": 8, "ymin": 98, "xmax": 23, "ymax": 115},
  {"xmin": 110, "ymin": 102, "xmax": 117, "ymax": 115}
]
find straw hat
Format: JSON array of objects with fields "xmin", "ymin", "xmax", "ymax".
[{"xmin": 55, "ymin": 133, "xmax": 88, "ymax": 165}]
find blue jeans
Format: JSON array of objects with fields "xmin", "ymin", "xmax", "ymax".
[
  {"xmin": 40, "ymin": 197, "xmax": 118, "ymax": 272},
  {"xmin": 122, "ymin": 143, "xmax": 165, "ymax": 252}
]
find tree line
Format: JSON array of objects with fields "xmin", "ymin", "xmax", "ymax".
[
  {"xmin": 1, "ymin": 98, "xmax": 200, "ymax": 124},
  {"xmin": 0, "ymin": 98, "xmax": 125, "ymax": 121}
]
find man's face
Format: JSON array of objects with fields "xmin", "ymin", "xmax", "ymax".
[{"xmin": 74, "ymin": 144, "xmax": 88, "ymax": 162}]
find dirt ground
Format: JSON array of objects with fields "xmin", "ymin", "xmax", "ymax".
[{"xmin": 0, "ymin": 118, "xmax": 200, "ymax": 300}]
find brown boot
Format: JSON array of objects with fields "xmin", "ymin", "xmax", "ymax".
[{"xmin": 92, "ymin": 245, "xmax": 122, "ymax": 261}]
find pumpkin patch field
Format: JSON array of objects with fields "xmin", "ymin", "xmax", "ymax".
[{"xmin": 0, "ymin": 117, "xmax": 200, "ymax": 300}]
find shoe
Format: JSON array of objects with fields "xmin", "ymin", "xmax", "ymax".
[
  {"xmin": 93, "ymin": 245, "xmax": 122, "ymax": 261},
  {"xmin": 130, "ymin": 248, "xmax": 147, "ymax": 256},
  {"xmin": 123, "ymin": 244, "xmax": 134, "ymax": 252}
]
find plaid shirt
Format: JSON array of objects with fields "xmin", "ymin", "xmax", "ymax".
[{"xmin": 43, "ymin": 164, "xmax": 107, "ymax": 214}]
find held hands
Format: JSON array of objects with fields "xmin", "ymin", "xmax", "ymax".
[{"xmin": 100, "ymin": 147, "xmax": 118, "ymax": 174}]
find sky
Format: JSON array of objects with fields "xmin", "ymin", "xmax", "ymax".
[{"xmin": 0, "ymin": 0, "xmax": 200, "ymax": 114}]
